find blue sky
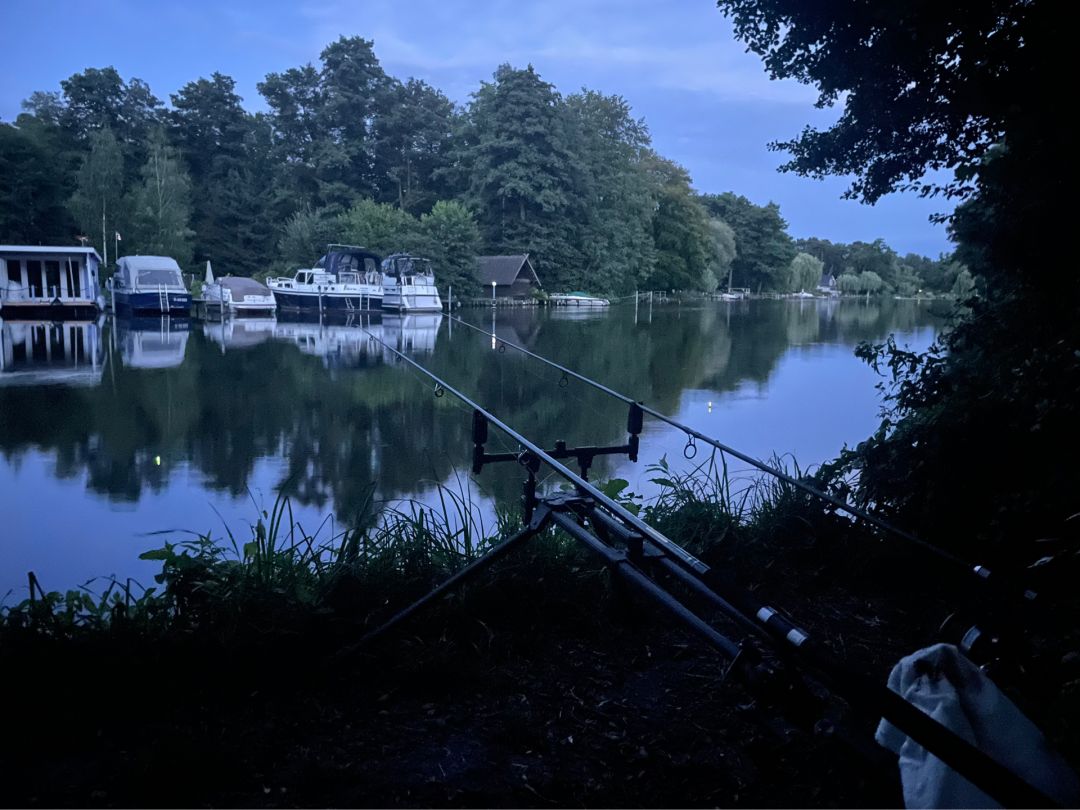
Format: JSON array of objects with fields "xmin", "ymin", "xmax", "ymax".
[{"xmin": 1, "ymin": 0, "xmax": 953, "ymax": 256}]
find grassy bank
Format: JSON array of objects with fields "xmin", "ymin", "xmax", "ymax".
[{"xmin": 2, "ymin": 460, "xmax": 1077, "ymax": 807}]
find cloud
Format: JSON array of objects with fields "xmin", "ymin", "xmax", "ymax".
[{"xmin": 292, "ymin": 0, "xmax": 816, "ymax": 105}]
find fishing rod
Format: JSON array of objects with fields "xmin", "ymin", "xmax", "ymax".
[
  {"xmin": 352, "ymin": 322, "xmax": 1058, "ymax": 809},
  {"xmin": 446, "ymin": 313, "xmax": 1035, "ymax": 601}
]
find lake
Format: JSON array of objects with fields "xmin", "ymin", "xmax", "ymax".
[{"xmin": 0, "ymin": 299, "xmax": 941, "ymax": 598}]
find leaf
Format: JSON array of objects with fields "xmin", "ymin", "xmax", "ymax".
[{"xmin": 138, "ymin": 548, "xmax": 173, "ymax": 561}]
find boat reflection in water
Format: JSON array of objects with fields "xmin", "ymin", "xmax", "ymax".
[
  {"xmin": 201, "ymin": 317, "xmax": 277, "ymax": 352},
  {"xmin": 0, "ymin": 317, "xmax": 105, "ymax": 387},
  {"xmin": 115, "ymin": 316, "xmax": 190, "ymax": 370},
  {"xmin": 270, "ymin": 312, "xmax": 444, "ymax": 368},
  {"xmin": 382, "ymin": 313, "xmax": 443, "ymax": 355}
]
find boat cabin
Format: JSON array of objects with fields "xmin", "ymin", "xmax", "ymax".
[
  {"xmin": 383, "ymin": 254, "xmax": 435, "ymax": 282},
  {"xmin": 0, "ymin": 245, "xmax": 103, "ymax": 319},
  {"xmin": 115, "ymin": 256, "xmax": 187, "ymax": 292},
  {"xmin": 316, "ymin": 245, "xmax": 382, "ymax": 284}
]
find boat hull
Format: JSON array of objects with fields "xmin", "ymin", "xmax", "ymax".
[
  {"xmin": 382, "ymin": 289, "xmax": 443, "ymax": 313},
  {"xmin": 113, "ymin": 290, "xmax": 191, "ymax": 315},
  {"xmin": 271, "ymin": 289, "xmax": 382, "ymax": 313},
  {"xmin": 0, "ymin": 299, "xmax": 99, "ymax": 320}
]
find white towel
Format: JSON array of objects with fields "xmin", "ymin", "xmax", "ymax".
[{"xmin": 876, "ymin": 643, "xmax": 1078, "ymax": 808}]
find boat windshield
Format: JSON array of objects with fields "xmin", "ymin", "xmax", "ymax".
[{"xmin": 137, "ymin": 268, "xmax": 183, "ymax": 287}]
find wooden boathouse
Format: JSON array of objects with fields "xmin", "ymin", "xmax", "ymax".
[
  {"xmin": 0, "ymin": 245, "xmax": 103, "ymax": 319},
  {"xmin": 474, "ymin": 255, "xmax": 542, "ymax": 299}
]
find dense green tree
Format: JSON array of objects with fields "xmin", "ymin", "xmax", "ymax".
[
  {"xmin": 699, "ymin": 192, "xmax": 795, "ymax": 291},
  {"xmin": 563, "ymin": 90, "xmax": 657, "ymax": 294},
  {"xmin": 128, "ymin": 131, "xmax": 195, "ymax": 266},
  {"xmin": 336, "ymin": 198, "xmax": 419, "ymax": 256},
  {"xmin": 373, "ymin": 79, "xmax": 456, "ymax": 213},
  {"xmin": 647, "ymin": 158, "xmax": 715, "ymax": 291},
  {"xmin": 416, "ymin": 201, "xmax": 482, "ymax": 297},
  {"xmin": 0, "ymin": 123, "xmax": 75, "ymax": 243},
  {"xmin": 795, "ymin": 237, "xmax": 846, "ymax": 278},
  {"xmin": 69, "ymin": 128, "xmax": 125, "ymax": 265},
  {"xmin": 707, "ymin": 218, "xmax": 737, "ymax": 291},
  {"xmin": 857, "ymin": 270, "xmax": 883, "ymax": 295},
  {"xmin": 787, "ymin": 252, "xmax": 823, "ymax": 293},
  {"xmin": 835, "ymin": 273, "xmax": 859, "ymax": 294},
  {"xmin": 842, "ymin": 239, "xmax": 899, "ymax": 289},
  {"xmin": 170, "ymin": 73, "xmax": 273, "ymax": 275},
  {"xmin": 275, "ymin": 206, "xmax": 340, "ymax": 274},
  {"xmin": 454, "ymin": 65, "xmax": 583, "ymax": 289}
]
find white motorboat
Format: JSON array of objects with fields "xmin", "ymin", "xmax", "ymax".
[
  {"xmin": 268, "ymin": 245, "xmax": 383, "ymax": 314},
  {"xmin": 550, "ymin": 291, "xmax": 610, "ymax": 307},
  {"xmin": 202, "ymin": 263, "xmax": 276, "ymax": 316},
  {"xmin": 381, "ymin": 254, "xmax": 443, "ymax": 313}
]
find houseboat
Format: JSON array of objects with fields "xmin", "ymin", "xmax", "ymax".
[
  {"xmin": 381, "ymin": 254, "xmax": 443, "ymax": 313},
  {"xmin": 0, "ymin": 317, "xmax": 105, "ymax": 387},
  {"xmin": 0, "ymin": 245, "xmax": 104, "ymax": 320},
  {"xmin": 110, "ymin": 256, "xmax": 192, "ymax": 315},
  {"xmin": 267, "ymin": 245, "xmax": 383, "ymax": 314}
]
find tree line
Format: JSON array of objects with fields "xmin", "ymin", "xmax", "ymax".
[{"xmin": 0, "ymin": 37, "xmax": 953, "ymax": 297}]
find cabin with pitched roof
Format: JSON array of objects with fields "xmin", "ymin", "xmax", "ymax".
[{"xmin": 474, "ymin": 255, "xmax": 542, "ymax": 299}]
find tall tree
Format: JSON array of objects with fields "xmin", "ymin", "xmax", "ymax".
[
  {"xmin": 336, "ymin": 198, "xmax": 419, "ymax": 256},
  {"xmin": 416, "ymin": 200, "xmax": 482, "ymax": 297},
  {"xmin": 170, "ymin": 73, "xmax": 273, "ymax": 275},
  {"xmin": 647, "ymin": 157, "xmax": 715, "ymax": 291},
  {"xmin": 788, "ymin": 252, "xmax": 823, "ymax": 292},
  {"xmin": 708, "ymin": 218, "xmax": 737, "ymax": 291},
  {"xmin": 0, "ymin": 122, "xmax": 76, "ymax": 243},
  {"xmin": 128, "ymin": 131, "xmax": 194, "ymax": 266},
  {"xmin": 699, "ymin": 192, "xmax": 795, "ymax": 291},
  {"xmin": 69, "ymin": 128, "xmax": 125, "ymax": 264},
  {"xmin": 454, "ymin": 65, "xmax": 582, "ymax": 289},
  {"xmin": 563, "ymin": 90, "xmax": 657, "ymax": 294},
  {"xmin": 373, "ymin": 79, "xmax": 456, "ymax": 213}
]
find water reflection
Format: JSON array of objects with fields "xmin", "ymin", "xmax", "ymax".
[
  {"xmin": 115, "ymin": 317, "xmax": 190, "ymax": 370},
  {"xmin": 0, "ymin": 317, "xmax": 105, "ymax": 387},
  {"xmin": 0, "ymin": 300, "xmax": 940, "ymax": 593}
]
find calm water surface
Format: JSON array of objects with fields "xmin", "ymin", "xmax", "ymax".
[{"xmin": 0, "ymin": 299, "xmax": 941, "ymax": 597}]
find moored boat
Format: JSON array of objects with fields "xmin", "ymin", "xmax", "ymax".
[
  {"xmin": 203, "ymin": 274, "xmax": 277, "ymax": 316},
  {"xmin": 550, "ymin": 291, "xmax": 610, "ymax": 307},
  {"xmin": 381, "ymin": 254, "xmax": 443, "ymax": 313},
  {"xmin": 1, "ymin": 245, "xmax": 104, "ymax": 320},
  {"xmin": 110, "ymin": 256, "xmax": 192, "ymax": 315},
  {"xmin": 267, "ymin": 245, "xmax": 382, "ymax": 314}
]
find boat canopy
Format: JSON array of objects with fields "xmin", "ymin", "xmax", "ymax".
[
  {"xmin": 383, "ymin": 253, "xmax": 434, "ymax": 277},
  {"xmin": 218, "ymin": 276, "xmax": 271, "ymax": 296},
  {"xmin": 316, "ymin": 245, "xmax": 382, "ymax": 277},
  {"xmin": 117, "ymin": 256, "xmax": 185, "ymax": 290}
]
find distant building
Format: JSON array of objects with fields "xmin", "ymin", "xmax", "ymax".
[
  {"xmin": 817, "ymin": 272, "xmax": 838, "ymax": 296},
  {"xmin": 474, "ymin": 255, "xmax": 542, "ymax": 298}
]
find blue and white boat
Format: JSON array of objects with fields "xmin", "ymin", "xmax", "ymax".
[
  {"xmin": 381, "ymin": 254, "xmax": 443, "ymax": 313},
  {"xmin": 267, "ymin": 245, "xmax": 383, "ymax": 314},
  {"xmin": 110, "ymin": 256, "xmax": 191, "ymax": 315}
]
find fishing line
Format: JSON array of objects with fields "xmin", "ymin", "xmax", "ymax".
[{"xmin": 447, "ymin": 313, "xmax": 1034, "ymax": 599}]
